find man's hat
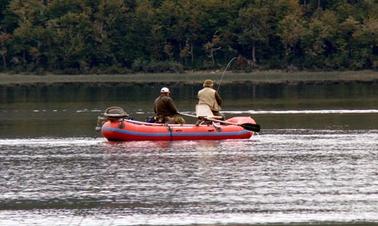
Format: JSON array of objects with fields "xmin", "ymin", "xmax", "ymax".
[
  {"xmin": 203, "ymin": 79, "xmax": 214, "ymax": 87},
  {"xmin": 160, "ymin": 87, "xmax": 170, "ymax": 93}
]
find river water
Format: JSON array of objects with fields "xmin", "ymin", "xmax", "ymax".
[{"xmin": 0, "ymin": 82, "xmax": 378, "ymax": 225}]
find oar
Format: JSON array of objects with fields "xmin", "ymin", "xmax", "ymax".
[
  {"xmin": 206, "ymin": 117, "xmax": 260, "ymax": 132},
  {"xmin": 180, "ymin": 112, "xmax": 261, "ymax": 132}
]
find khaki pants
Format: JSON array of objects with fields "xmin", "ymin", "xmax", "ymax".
[
  {"xmin": 156, "ymin": 115, "xmax": 185, "ymax": 124},
  {"xmin": 212, "ymin": 111, "xmax": 225, "ymax": 120},
  {"xmin": 165, "ymin": 115, "xmax": 185, "ymax": 124}
]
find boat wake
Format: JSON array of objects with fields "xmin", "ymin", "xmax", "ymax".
[{"xmin": 0, "ymin": 137, "xmax": 104, "ymax": 146}]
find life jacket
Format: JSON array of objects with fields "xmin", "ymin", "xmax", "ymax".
[{"xmin": 198, "ymin": 87, "xmax": 221, "ymax": 112}]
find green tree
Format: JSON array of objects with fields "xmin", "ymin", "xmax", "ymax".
[
  {"xmin": 0, "ymin": 0, "xmax": 377, "ymax": 73},
  {"xmin": 129, "ymin": 0, "xmax": 156, "ymax": 65},
  {"xmin": 339, "ymin": 16, "xmax": 360, "ymax": 67},
  {"xmin": 8, "ymin": 0, "xmax": 48, "ymax": 69},
  {"xmin": 303, "ymin": 10, "xmax": 339, "ymax": 69},
  {"xmin": 0, "ymin": 32, "xmax": 12, "ymax": 68},
  {"xmin": 278, "ymin": 0, "xmax": 305, "ymax": 67},
  {"xmin": 46, "ymin": 0, "xmax": 93, "ymax": 72},
  {"xmin": 90, "ymin": 0, "xmax": 130, "ymax": 69},
  {"xmin": 353, "ymin": 18, "xmax": 378, "ymax": 69},
  {"xmin": 0, "ymin": 0, "xmax": 13, "ymax": 68},
  {"xmin": 237, "ymin": 3, "xmax": 271, "ymax": 67},
  {"xmin": 198, "ymin": 0, "xmax": 242, "ymax": 67}
]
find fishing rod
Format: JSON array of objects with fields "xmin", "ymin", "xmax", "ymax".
[{"xmin": 217, "ymin": 56, "xmax": 237, "ymax": 92}]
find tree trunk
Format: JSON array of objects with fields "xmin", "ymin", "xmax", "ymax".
[
  {"xmin": 210, "ymin": 47, "xmax": 221, "ymax": 67},
  {"xmin": 284, "ymin": 44, "xmax": 289, "ymax": 67},
  {"xmin": 191, "ymin": 44, "xmax": 194, "ymax": 66},
  {"xmin": 252, "ymin": 42, "xmax": 256, "ymax": 66},
  {"xmin": 348, "ymin": 38, "xmax": 352, "ymax": 58},
  {"xmin": 211, "ymin": 49, "xmax": 215, "ymax": 66},
  {"xmin": 1, "ymin": 53, "xmax": 6, "ymax": 68},
  {"xmin": 23, "ymin": 50, "xmax": 26, "ymax": 65}
]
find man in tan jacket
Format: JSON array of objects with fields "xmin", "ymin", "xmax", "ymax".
[{"xmin": 197, "ymin": 79, "xmax": 223, "ymax": 118}]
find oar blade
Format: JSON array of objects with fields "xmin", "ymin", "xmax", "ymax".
[{"xmin": 241, "ymin": 123, "xmax": 261, "ymax": 132}]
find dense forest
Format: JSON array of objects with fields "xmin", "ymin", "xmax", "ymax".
[{"xmin": 0, "ymin": 0, "xmax": 377, "ymax": 74}]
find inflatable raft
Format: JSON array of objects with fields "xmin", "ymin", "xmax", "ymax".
[
  {"xmin": 101, "ymin": 117, "xmax": 257, "ymax": 141},
  {"xmin": 98, "ymin": 106, "xmax": 260, "ymax": 141}
]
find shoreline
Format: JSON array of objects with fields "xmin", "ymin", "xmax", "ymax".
[{"xmin": 1, "ymin": 70, "xmax": 378, "ymax": 86}]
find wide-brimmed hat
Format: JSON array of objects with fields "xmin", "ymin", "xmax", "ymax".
[{"xmin": 203, "ymin": 79, "xmax": 214, "ymax": 87}]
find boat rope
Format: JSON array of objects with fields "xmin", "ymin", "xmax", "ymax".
[{"xmin": 167, "ymin": 125, "xmax": 173, "ymax": 140}]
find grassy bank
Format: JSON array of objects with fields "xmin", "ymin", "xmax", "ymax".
[{"xmin": 0, "ymin": 70, "xmax": 378, "ymax": 85}]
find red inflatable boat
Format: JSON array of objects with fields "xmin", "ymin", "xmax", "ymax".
[{"xmin": 101, "ymin": 117, "xmax": 258, "ymax": 141}]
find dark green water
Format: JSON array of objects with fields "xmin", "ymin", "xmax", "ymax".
[
  {"xmin": 0, "ymin": 81, "xmax": 377, "ymax": 138},
  {"xmin": 0, "ymin": 82, "xmax": 378, "ymax": 225}
]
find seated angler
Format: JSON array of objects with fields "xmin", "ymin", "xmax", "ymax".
[{"xmin": 153, "ymin": 87, "xmax": 185, "ymax": 124}]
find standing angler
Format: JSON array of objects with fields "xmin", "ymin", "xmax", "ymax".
[{"xmin": 197, "ymin": 79, "xmax": 223, "ymax": 119}]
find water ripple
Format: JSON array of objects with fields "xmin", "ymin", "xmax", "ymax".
[{"xmin": 1, "ymin": 130, "xmax": 378, "ymax": 225}]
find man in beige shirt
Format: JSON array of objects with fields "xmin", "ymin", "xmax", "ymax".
[{"xmin": 197, "ymin": 79, "xmax": 223, "ymax": 118}]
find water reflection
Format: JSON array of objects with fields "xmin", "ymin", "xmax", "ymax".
[
  {"xmin": 1, "ymin": 81, "xmax": 377, "ymax": 103},
  {"xmin": 1, "ymin": 81, "xmax": 378, "ymax": 138},
  {"xmin": 1, "ymin": 106, "xmax": 378, "ymax": 138}
]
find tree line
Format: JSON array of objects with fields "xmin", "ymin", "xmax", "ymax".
[{"xmin": 0, "ymin": 0, "xmax": 377, "ymax": 74}]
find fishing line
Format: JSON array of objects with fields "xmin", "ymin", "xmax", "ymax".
[{"xmin": 217, "ymin": 56, "xmax": 237, "ymax": 92}]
